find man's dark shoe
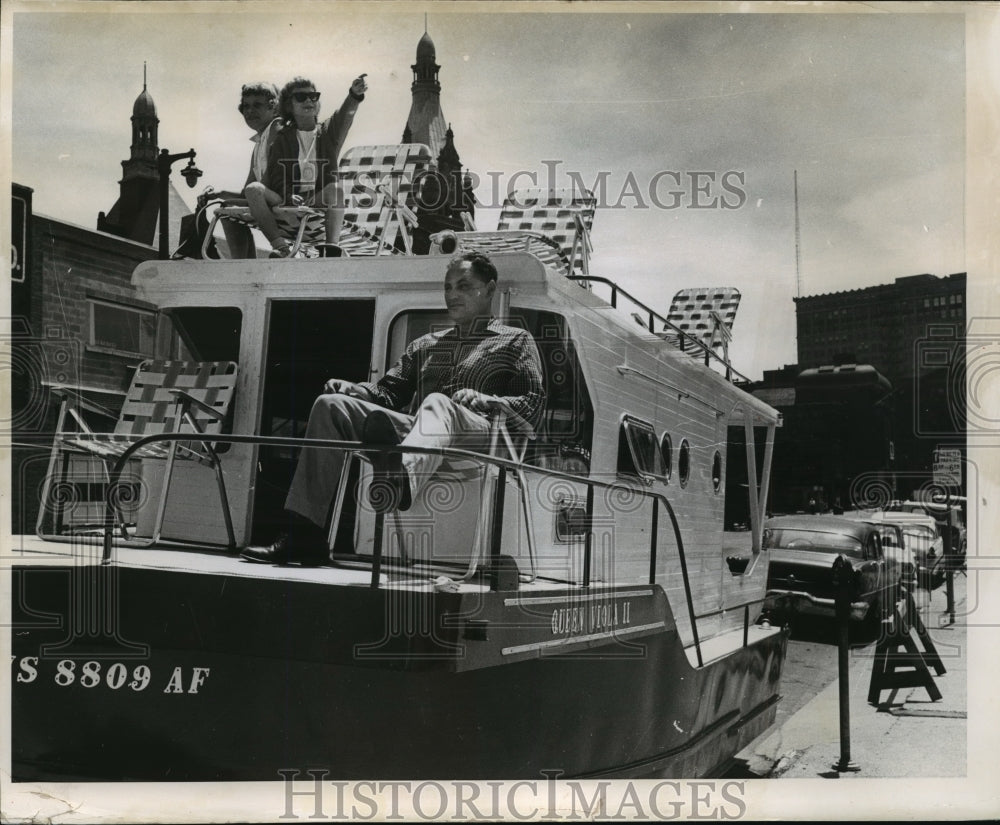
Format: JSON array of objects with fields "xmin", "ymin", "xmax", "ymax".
[{"xmin": 240, "ymin": 530, "xmax": 328, "ymax": 566}]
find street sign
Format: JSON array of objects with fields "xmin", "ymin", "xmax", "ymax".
[{"xmin": 933, "ymin": 447, "xmax": 962, "ymax": 487}]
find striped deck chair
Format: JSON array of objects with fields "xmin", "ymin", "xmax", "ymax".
[
  {"xmin": 497, "ymin": 188, "xmax": 597, "ymax": 276},
  {"xmin": 339, "ymin": 143, "xmax": 432, "ymax": 254},
  {"xmin": 663, "ymin": 287, "xmax": 742, "ymax": 366},
  {"xmin": 36, "ymin": 360, "xmax": 239, "ymax": 548}
]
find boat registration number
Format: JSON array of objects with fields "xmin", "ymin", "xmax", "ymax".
[{"xmin": 13, "ymin": 657, "xmax": 211, "ymax": 693}]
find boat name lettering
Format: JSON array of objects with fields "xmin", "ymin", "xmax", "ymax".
[
  {"xmin": 13, "ymin": 657, "xmax": 212, "ymax": 694},
  {"xmin": 550, "ymin": 600, "xmax": 632, "ymax": 635}
]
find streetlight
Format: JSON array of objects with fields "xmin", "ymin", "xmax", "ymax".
[{"xmin": 158, "ymin": 148, "xmax": 203, "ymax": 259}]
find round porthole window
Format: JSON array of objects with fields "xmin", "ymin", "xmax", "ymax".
[
  {"xmin": 712, "ymin": 450, "xmax": 722, "ymax": 493},
  {"xmin": 678, "ymin": 439, "xmax": 690, "ymax": 488},
  {"xmin": 660, "ymin": 433, "xmax": 673, "ymax": 482}
]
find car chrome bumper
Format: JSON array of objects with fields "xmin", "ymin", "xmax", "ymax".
[{"xmin": 765, "ymin": 590, "xmax": 871, "ymax": 621}]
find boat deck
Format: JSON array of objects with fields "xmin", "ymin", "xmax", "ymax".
[
  {"xmin": 6, "ymin": 533, "xmax": 587, "ymax": 593},
  {"xmin": 7, "ymin": 534, "xmax": 785, "ymax": 669}
]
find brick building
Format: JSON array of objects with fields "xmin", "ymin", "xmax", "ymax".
[
  {"xmin": 786, "ymin": 272, "xmax": 967, "ymax": 501},
  {"xmin": 794, "ymin": 272, "xmax": 966, "ymax": 388},
  {"xmin": 10, "ymin": 184, "xmax": 164, "ymax": 533}
]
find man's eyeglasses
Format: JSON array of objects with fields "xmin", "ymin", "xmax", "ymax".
[{"xmin": 291, "ymin": 91, "xmax": 321, "ymax": 104}]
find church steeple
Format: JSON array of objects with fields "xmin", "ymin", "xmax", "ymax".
[
  {"xmin": 98, "ymin": 66, "xmax": 188, "ymax": 247},
  {"xmin": 403, "ymin": 28, "xmax": 477, "ymax": 253},
  {"xmin": 404, "ymin": 29, "xmax": 447, "ymax": 157},
  {"xmin": 130, "ymin": 62, "xmax": 159, "ymax": 164}
]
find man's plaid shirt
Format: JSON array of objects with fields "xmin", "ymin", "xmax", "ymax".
[{"xmin": 359, "ymin": 317, "xmax": 545, "ymax": 426}]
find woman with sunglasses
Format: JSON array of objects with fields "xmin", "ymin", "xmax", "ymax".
[{"xmin": 246, "ymin": 74, "xmax": 368, "ymax": 257}]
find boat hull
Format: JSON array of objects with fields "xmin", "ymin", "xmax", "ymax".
[{"xmin": 11, "ymin": 564, "xmax": 786, "ymax": 781}]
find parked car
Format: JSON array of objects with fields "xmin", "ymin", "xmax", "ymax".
[
  {"xmin": 889, "ymin": 498, "xmax": 966, "ymax": 567},
  {"xmin": 879, "ymin": 510, "xmax": 946, "ymax": 588},
  {"xmin": 763, "ymin": 514, "xmax": 901, "ymax": 624},
  {"xmin": 842, "ymin": 510, "xmax": 918, "ymax": 591}
]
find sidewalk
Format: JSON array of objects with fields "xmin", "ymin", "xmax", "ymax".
[{"xmin": 742, "ymin": 571, "xmax": 967, "ymax": 779}]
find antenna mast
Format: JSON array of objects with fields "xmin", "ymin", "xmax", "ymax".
[{"xmin": 794, "ymin": 169, "xmax": 802, "ymax": 298}]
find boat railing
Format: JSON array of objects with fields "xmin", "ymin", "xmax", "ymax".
[
  {"xmin": 565, "ymin": 275, "xmax": 749, "ymax": 383},
  {"xmin": 100, "ymin": 431, "xmax": 768, "ymax": 667},
  {"xmin": 695, "ymin": 597, "xmax": 771, "ymax": 652}
]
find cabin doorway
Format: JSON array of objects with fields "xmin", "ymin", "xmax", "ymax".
[{"xmin": 252, "ymin": 299, "xmax": 376, "ymax": 544}]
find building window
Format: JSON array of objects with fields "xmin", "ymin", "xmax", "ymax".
[
  {"xmin": 89, "ymin": 299, "xmax": 157, "ymax": 356},
  {"xmin": 712, "ymin": 450, "xmax": 723, "ymax": 493},
  {"xmin": 957, "ymin": 293, "xmax": 963, "ymax": 304}
]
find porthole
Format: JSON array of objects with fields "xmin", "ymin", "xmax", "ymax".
[
  {"xmin": 712, "ymin": 450, "xmax": 722, "ymax": 493},
  {"xmin": 660, "ymin": 433, "xmax": 673, "ymax": 482},
  {"xmin": 678, "ymin": 439, "xmax": 691, "ymax": 488}
]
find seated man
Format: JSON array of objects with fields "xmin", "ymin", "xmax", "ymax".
[
  {"xmin": 242, "ymin": 251, "xmax": 545, "ymax": 565},
  {"xmin": 205, "ymin": 82, "xmax": 282, "ymax": 258}
]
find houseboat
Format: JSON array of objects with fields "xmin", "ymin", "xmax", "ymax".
[{"xmin": 11, "ymin": 164, "xmax": 786, "ymax": 781}]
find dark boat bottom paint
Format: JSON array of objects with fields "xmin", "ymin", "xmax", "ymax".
[{"xmin": 11, "ymin": 565, "xmax": 786, "ymax": 781}]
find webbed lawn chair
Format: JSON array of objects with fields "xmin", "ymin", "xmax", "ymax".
[
  {"xmin": 663, "ymin": 287, "xmax": 742, "ymax": 370},
  {"xmin": 339, "ymin": 143, "xmax": 432, "ymax": 254},
  {"xmin": 497, "ymin": 187, "xmax": 596, "ymax": 276},
  {"xmin": 36, "ymin": 360, "xmax": 239, "ymax": 548}
]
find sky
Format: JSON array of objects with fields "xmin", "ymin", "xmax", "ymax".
[{"xmin": 5, "ymin": 1, "xmax": 979, "ymax": 380}]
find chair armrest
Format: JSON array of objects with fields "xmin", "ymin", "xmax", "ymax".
[
  {"xmin": 484, "ymin": 399, "xmax": 535, "ymax": 439},
  {"xmin": 168, "ymin": 389, "xmax": 226, "ymax": 422},
  {"xmin": 49, "ymin": 386, "xmax": 118, "ymax": 421}
]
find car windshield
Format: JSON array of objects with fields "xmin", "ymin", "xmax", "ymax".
[
  {"xmin": 901, "ymin": 525, "xmax": 937, "ymax": 549},
  {"xmin": 766, "ymin": 528, "xmax": 863, "ymax": 557}
]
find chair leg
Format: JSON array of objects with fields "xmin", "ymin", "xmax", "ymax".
[
  {"xmin": 288, "ymin": 212, "xmax": 311, "ymax": 257},
  {"xmin": 460, "ymin": 464, "xmax": 494, "ymax": 582},
  {"xmin": 515, "ymin": 468, "xmax": 538, "ymax": 582},
  {"xmin": 149, "ymin": 440, "xmax": 180, "ymax": 545},
  {"xmin": 35, "ymin": 442, "xmax": 67, "ymax": 541},
  {"xmin": 326, "ymin": 454, "xmax": 355, "ymax": 554},
  {"xmin": 205, "ymin": 448, "xmax": 237, "ymax": 550},
  {"xmin": 391, "ymin": 510, "xmax": 410, "ymax": 565},
  {"xmin": 99, "ymin": 457, "xmax": 131, "ymax": 540},
  {"xmin": 202, "ymin": 212, "xmax": 223, "ymax": 259}
]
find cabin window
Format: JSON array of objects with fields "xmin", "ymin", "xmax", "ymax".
[
  {"xmin": 387, "ymin": 307, "xmax": 594, "ymax": 475},
  {"xmin": 164, "ymin": 307, "xmax": 242, "ymax": 363},
  {"xmin": 617, "ymin": 416, "xmax": 666, "ymax": 481},
  {"xmin": 678, "ymin": 439, "xmax": 691, "ymax": 488},
  {"xmin": 660, "ymin": 433, "xmax": 673, "ymax": 482},
  {"xmin": 88, "ymin": 298, "xmax": 157, "ymax": 357},
  {"xmin": 712, "ymin": 450, "xmax": 723, "ymax": 493}
]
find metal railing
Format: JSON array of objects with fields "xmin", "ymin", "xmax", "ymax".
[
  {"xmin": 566, "ymin": 275, "xmax": 749, "ymax": 383},
  {"xmin": 99, "ymin": 431, "xmax": 754, "ymax": 667}
]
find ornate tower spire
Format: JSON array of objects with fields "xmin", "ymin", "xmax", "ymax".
[
  {"xmin": 98, "ymin": 67, "xmax": 173, "ymax": 245},
  {"xmin": 404, "ymin": 29, "xmax": 446, "ymax": 157},
  {"xmin": 130, "ymin": 62, "xmax": 159, "ymax": 165}
]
